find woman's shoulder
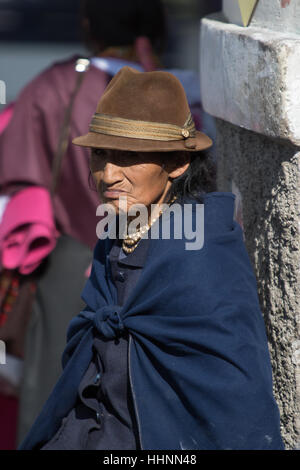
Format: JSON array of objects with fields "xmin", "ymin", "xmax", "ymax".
[
  {"xmin": 182, "ymin": 191, "xmax": 235, "ymax": 204},
  {"xmin": 178, "ymin": 191, "xmax": 237, "ymax": 240},
  {"xmin": 202, "ymin": 191, "xmax": 235, "ymax": 201}
]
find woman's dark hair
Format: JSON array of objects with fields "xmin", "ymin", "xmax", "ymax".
[
  {"xmin": 167, "ymin": 149, "xmax": 217, "ymax": 204},
  {"xmin": 80, "ymin": 0, "xmax": 166, "ymax": 54}
]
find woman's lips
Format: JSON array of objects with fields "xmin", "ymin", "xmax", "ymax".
[{"xmin": 103, "ymin": 190, "xmax": 126, "ymax": 199}]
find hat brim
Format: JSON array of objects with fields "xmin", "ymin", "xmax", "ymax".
[{"xmin": 72, "ymin": 130, "xmax": 213, "ymax": 153}]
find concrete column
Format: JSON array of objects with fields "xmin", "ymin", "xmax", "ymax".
[{"xmin": 200, "ymin": 0, "xmax": 300, "ymax": 449}]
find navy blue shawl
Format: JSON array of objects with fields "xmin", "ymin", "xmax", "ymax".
[{"xmin": 19, "ymin": 192, "xmax": 284, "ymax": 450}]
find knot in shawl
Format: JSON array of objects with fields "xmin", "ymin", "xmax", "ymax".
[{"xmin": 76, "ymin": 305, "xmax": 124, "ymax": 340}]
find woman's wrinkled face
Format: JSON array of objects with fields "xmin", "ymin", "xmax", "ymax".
[{"xmin": 89, "ymin": 148, "xmax": 189, "ymax": 214}]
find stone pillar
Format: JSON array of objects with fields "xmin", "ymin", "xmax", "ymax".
[{"xmin": 200, "ymin": 0, "xmax": 300, "ymax": 449}]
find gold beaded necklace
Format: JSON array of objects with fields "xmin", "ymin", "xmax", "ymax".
[{"xmin": 122, "ymin": 196, "xmax": 177, "ymax": 254}]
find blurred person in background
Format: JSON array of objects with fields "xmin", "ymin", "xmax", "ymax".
[{"xmin": 0, "ymin": 0, "xmax": 211, "ymax": 449}]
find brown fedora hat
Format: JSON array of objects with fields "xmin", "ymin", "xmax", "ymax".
[{"xmin": 72, "ymin": 66, "xmax": 212, "ymax": 152}]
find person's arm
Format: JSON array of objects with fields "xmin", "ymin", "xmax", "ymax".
[
  {"xmin": 0, "ymin": 103, "xmax": 14, "ymax": 134},
  {"xmin": 0, "ymin": 66, "xmax": 64, "ymax": 273},
  {"xmin": 0, "ymin": 61, "xmax": 65, "ymax": 192}
]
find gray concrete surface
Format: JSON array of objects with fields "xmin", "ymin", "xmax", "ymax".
[
  {"xmin": 200, "ymin": 13, "xmax": 300, "ymax": 146},
  {"xmin": 200, "ymin": 0, "xmax": 300, "ymax": 448},
  {"xmin": 216, "ymin": 119, "xmax": 300, "ymax": 448}
]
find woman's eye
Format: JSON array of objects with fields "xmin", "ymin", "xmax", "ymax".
[
  {"xmin": 93, "ymin": 148, "xmax": 105, "ymax": 156},
  {"xmin": 121, "ymin": 151, "xmax": 140, "ymax": 164}
]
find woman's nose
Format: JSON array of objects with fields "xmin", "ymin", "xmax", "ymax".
[{"xmin": 101, "ymin": 161, "xmax": 123, "ymax": 185}]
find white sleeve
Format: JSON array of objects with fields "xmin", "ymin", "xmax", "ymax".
[
  {"xmin": 0, "ymin": 352, "xmax": 24, "ymax": 387},
  {"xmin": 0, "ymin": 195, "xmax": 10, "ymax": 224}
]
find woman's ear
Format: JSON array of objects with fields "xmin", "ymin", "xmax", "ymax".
[{"xmin": 167, "ymin": 152, "xmax": 191, "ymax": 180}]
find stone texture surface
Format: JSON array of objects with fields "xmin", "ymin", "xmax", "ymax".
[
  {"xmin": 223, "ymin": 0, "xmax": 300, "ymax": 33},
  {"xmin": 200, "ymin": 14, "xmax": 300, "ymax": 145},
  {"xmin": 215, "ymin": 118, "xmax": 300, "ymax": 449},
  {"xmin": 251, "ymin": 0, "xmax": 300, "ymax": 35},
  {"xmin": 200, "ymin": 0, "xmax": 300, "ymax": 448}
]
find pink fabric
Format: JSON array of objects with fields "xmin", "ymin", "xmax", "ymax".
[
  {"xmin": 0, "ymin": 104, "xmax": 14, "ymax": 134},
  {"xmin": 134, "ymin": 36, "xmax": 158, "ymax": 72},
  {"xmin": 0, "ymin": 187, "xmax": 58, "ymax": 274}
]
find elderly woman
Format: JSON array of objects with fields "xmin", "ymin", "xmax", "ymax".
[{"xmin": 19, "ymin": 67, "xmax": 284, "ymax": 450}]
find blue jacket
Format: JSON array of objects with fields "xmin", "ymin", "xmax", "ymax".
[{"xmin": 19, "ymin": 192, "xmax": 284, "ymax": 450}]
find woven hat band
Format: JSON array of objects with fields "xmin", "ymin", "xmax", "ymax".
[{"xmin": 89, "ymin": 112, "xmax": 196, "ymax": 142}]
